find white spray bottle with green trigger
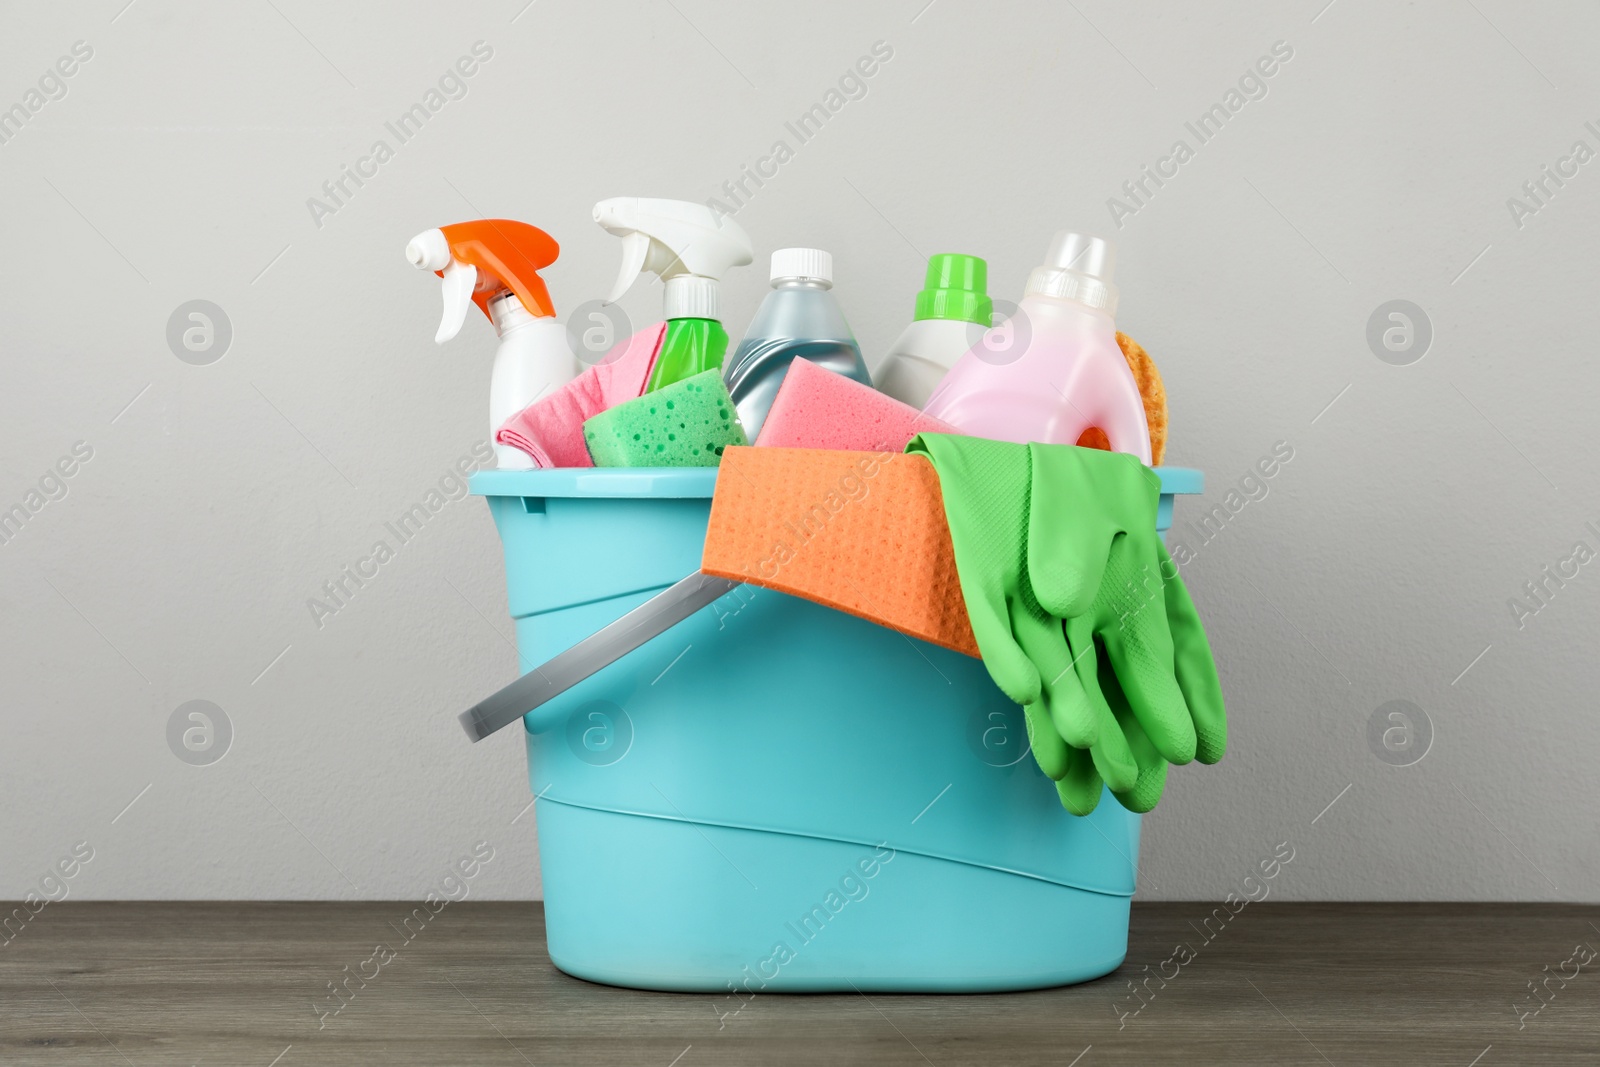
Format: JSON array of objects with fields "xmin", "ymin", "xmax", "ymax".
[{"xmin": 593, "ymin": 197, "xmax": 753, "ymax": 393}]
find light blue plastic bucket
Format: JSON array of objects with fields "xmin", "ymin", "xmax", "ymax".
[{"xmin": 471, "ymin": 460, "xmax": 1202, "ymax": 993}]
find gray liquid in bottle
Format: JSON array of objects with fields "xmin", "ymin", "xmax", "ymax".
[
  {"xmin": 725, "ymin": 338, "xmax": 870, "ymax": 437},
  {"xmin": 724, "ymin": 280, "xmax": 872, "ymax": 438}
]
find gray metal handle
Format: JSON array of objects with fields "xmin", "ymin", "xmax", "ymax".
[{"xmin": 458, "ymin": 572, "xmax": 740, "ymax": 742}]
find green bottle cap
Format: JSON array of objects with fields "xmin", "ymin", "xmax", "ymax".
[{"xmin": 913, "ymin": 253, "xmax": 992, "ymax": 325}]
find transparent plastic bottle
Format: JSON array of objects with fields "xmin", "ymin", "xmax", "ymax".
[{"xmin": 724, "ymin": 248, "xmax": 872, "ymax": 438}]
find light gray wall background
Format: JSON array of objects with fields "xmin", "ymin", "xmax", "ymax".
[{"xmin": 4, "ymin": 0, "xmax": 1596, "ymax": 903}]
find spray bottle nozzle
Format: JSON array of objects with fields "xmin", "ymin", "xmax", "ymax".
[
  {"xmin": 406, "ymin": 220, "xmax": 559, "ymax": 344},
  {"xmin": 593, "ymin": 197, "xmax": 752, "ymax": 318},
  {"xmin": 405, "ymin": 230, "xmax": 451, "ymax": 271}
]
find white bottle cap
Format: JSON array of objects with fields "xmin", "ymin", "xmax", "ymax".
[
  {"xmin": 1025, "ymin": 231, "xmax": 1118, "ymax": 313},
  {"xmin": 770, "ymin": 247, "xmax": 833, "ymax": 287},
  {"xmin": 664, "ymin": 275, "xmax": 720, "ymax": 320},
  {"xmin": 489, "ymin": 290, "xmax": 538, "ymax": 335}
]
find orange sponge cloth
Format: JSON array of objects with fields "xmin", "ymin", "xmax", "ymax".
[{"xmin": 702, "ymin": 446, "xmax": 980, "ymax": 657}]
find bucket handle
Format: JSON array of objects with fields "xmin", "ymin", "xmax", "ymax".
[{"xmin": 458, "ymin": 572, "xmax": 740, "ymax": 742}]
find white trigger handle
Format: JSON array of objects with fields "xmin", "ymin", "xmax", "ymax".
[{"xmin": 436, "ymin": 259, "xmax": 478, "ymax": 344}]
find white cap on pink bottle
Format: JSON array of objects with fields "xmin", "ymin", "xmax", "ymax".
[{"xmin": 1026, "ymin": 232, "xmax": 1118, "ymax": 313}]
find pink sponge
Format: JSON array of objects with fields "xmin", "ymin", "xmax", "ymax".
[{"xmin": 753, "ymin": 357, "xmax": 960, "ymax": 451}]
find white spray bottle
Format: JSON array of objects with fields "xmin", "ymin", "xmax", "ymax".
[
  {"xmin": 406, "ymin": 219, "xmax": 577, "ymax": 468},
  {"xmin": 592, "ymin": 197, "xmax": 753, "ymax": 393}
]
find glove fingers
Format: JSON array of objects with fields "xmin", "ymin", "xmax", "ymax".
[
  {"xmin": 1047, "ymin": 677, "xmax": 1099, "ymax": 751},
  {"xmin": 906, "ymin": 435, "xmax": 1043, "ymax": 710},
  {"xmin": 1102, "ymin": 666, "xmax": 1169, "ymax": 813},
  {"xmin": 1159, "ymin": 545, "xmax": 1228, "ymax": 765},
  {"xmin": 1022, "ymin": 700, "xmax": 1069, "ymax": 780},
  {"xmin": 975, "ymin": 616, "xmax": 1044, "ymax": 710},
  {"xmin": 1100, "ymin": 555, "xmax": 1197, "ymax": 765},
  {"xmin": 1026, "ymin": 448, "xmax": 1118, "ymax": 617},
  {"xmin": 946, "ymin": 572, "xmax": 1042, "ymax": 709},
  {"xmin": 1011, "ymin": 599, "xmax": 1097, "ymax": 748},
  {"xmin": 1028, "ymin": 447, "xmax": 1161, "ymax": 617},
  {"xmin": 1111, "ymin": 738, "xmax": 1168, "ymax": 813},
  {"xmin": 1055, "ymin": 747, "xmax": 1103, "ymax": 815},
  {"xmin": 1062, "ymin": 617, "xmax": 1139, "ymax": 793},
  {"xmin": 1067, "ymin": 622, "xmax": 1137, "ymax": 793},
  {"xmin": 1062, "ymin": 615, "xmax": 1131, "ymax": 782},
  {"xmin": 1087, "ymin": 705, "xmax": 1138, "ymax": 793}
]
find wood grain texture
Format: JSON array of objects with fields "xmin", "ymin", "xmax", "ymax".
[{"xmin": 1, "ymin": 902, "xmax": 1596, "ymax": 1065}]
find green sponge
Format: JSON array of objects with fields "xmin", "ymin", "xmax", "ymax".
[{"xmin": 584, "ymin": 369, "xmax": 748, "ymax": 467}]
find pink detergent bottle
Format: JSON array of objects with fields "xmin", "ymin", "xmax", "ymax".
[{"xmin": 922, "ymin": 232, "xmax": 1152, "ymax": 465}]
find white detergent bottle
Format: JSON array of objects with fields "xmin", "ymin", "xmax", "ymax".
[
  {"xmin": 406, "ymin": 220, "xmax": 577, "ymax": 468},
  {"xmin": 875, "ymin": 253, "xmax": 994, "ymax": 410}
]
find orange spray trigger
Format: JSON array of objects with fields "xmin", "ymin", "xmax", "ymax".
[
  {"xmin": 407, "ymin": 220, "xmax": 559, "ymax": 342},
  {"xmin": 441, "ymin": 219, "xmax": 559, "ymax": 321}
]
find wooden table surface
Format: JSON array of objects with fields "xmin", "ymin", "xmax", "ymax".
[{"xmin": 1, "ymin": 902, "xmax": 1596, "ymax": 1065}]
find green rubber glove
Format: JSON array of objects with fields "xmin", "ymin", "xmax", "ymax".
[
  {"xmin": 905, "ymin": 435, "xmax": 1108, "ymax": 775},
  {"xmin": 1159, "ymin": 542, "xmax": 1228, "ymax": 767},
  {"xmin": 911, "ymin": 434, "xmax": 1226, "ymax": 816},
  {"xmin": 1049, "ymin": 528, "xmax": 1225, "ymax": 815},
  {"xmin": 1026, "ymin": 442, "xmax": 1225, "ymax": 774},
  {"xmin": 1033, "ymin": 451, "xmax": 1168, "ymax": 817},
  {"xmin": 1057, "ymin": 648, "xmax": 1170, "ymax": 815},
  {"xmin": 1026, "ymin": 446, "xmax": 1161, "ymax": 618},
  {"xmin": 1055, "ymin": 533, "xmax": 1227, "ymax": 775}
]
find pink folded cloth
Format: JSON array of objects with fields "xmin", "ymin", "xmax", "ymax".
[
  {"xmin": 495, "ymin": 323, "xmax": 667, "ymax": 468},
  {"xmin": 753, "ymin": 356, "xmax": 960, "ymax": 452}
]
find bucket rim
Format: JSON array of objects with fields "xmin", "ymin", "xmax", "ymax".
[{"xmin": 472, "ymin": 462, "xmax": 1204, "ymax": 499}]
